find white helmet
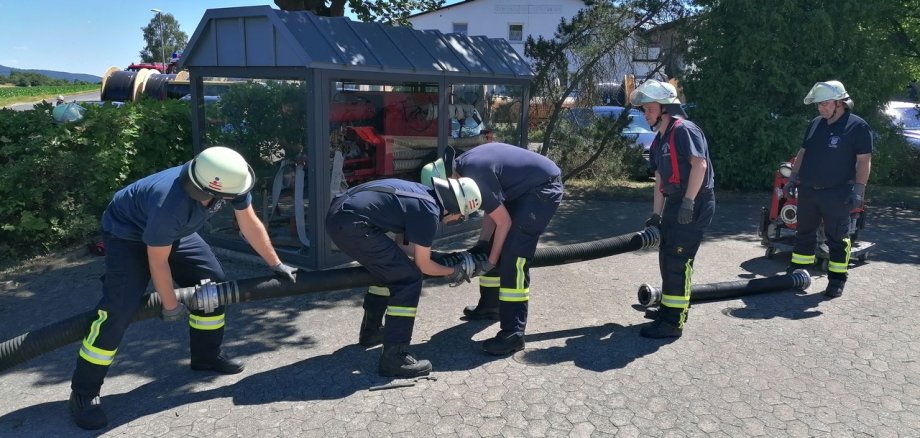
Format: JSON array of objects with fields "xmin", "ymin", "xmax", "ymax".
[
  {"xmin": 181, "ymin": 146, "xmax": 255, "ymax": 201},
  {"xmin": 804, "ymin": 80, "xmax": 853, "ymax": 108},
  {"xmin": 630, "ymin": 80, "xmax": 681, "ymax": 105},
  {"xmin": 431, "ymin": 176, "xmax": 482, "ymax": 217}
]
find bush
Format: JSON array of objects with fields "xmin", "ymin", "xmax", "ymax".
[{"xmin": 0, "ymin": 99, "xmax": 193, "ymax": 263}]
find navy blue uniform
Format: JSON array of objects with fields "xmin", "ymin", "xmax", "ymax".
[
  {"xmin": 454, "ymin": 143, "xmax": 563, "ymax": 337},
  {"xmin": 791, "ymin": 112, "xmax": 873, "ymax": 278},
  {"xmin": 72, "ymin": 166, "xmax": 251, "ymax": 399},
  {"xmin": 649, "ymin": 119, "xmax": 715, "ymax": 328},
  {"xmin": 325, "ymin": 179, "xmax": 441, "ymax": 345}
]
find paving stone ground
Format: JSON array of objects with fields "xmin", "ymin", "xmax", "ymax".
[{"xmin": 0, "ymin": 197, "xmax": 918, "ymax": 437}]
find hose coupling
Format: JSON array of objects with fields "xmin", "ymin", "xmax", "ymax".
[
  {"xmin": 191, "ymin": 279, "xmax": 220, "ymax": 314},
  {"xmin": 637, "ymin": 283, "xmax": 661, "ymax": 308},
  {"xmin": 639, "ymin": 226, "xmax": 661, "ymax": 250},
  {"xmin": 790, "ymin": 269, "xmax": 812, "ymax": 290}
]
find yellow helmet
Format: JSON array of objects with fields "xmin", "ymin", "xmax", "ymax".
[
  {"xmin": 181, "ymin": 146, "xmax": 255, "ymax": 201},
  {"xmin": 629, "ymin": 80, "xmax": 681, "ymax": 105},
  {"xmin": 420, "ymin": 146, "xmax": 457, "ymax": 187}
]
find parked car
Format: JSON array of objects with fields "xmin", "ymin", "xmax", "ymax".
[
  {"xmin": 884, "ymin": 101, "xmax": 920, "ymax": 149},
  {"xmin": 590, "ymin": 106, "xmax": 656, "ymax": 161}
]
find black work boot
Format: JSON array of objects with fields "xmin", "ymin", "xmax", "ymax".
[
  {"xmin": 69, "ymin": 391, "xmax": 107, "ymax": 430},
  {"xmin": 482, "ymin": 331, "xmax": 525, "ymax": 355},
  {"xmin": 639, "ymin": 320, "xmax": 683, "ymax": 338},
  {"xmin": 462, "ymin": 287, "xmax": 500, "ymax": 320},
  {"xmin": 359, "ymin": 293, "xmax": 388, "ymax": 347},
  {"xmin": 824, "ymin": 273, "xmax": 846, "ymax": 298},
  {"xmin": 191, "ymin": 352, "xmax": 245, "ymax": 374},
  {"xmin": 378, "ymin": 344, "xmax": 432, "ymax": 378}
]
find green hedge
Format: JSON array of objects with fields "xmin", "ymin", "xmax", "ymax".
[{"xmin": 0, "ymin": 100, "xmax": 193, "ymax": 263}]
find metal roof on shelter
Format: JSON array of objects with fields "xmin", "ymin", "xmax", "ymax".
[{"xmin": 180, "ymin": 5, "xmax": 534, "ymax": 79}]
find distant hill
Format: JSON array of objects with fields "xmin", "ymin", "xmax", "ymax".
[{"xmin": 0, "ymin": 65, "xmax": 101, "ymax": 84}]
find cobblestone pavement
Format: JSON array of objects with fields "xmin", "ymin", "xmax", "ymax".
[{"xmin": 1, "ymin": 198, "xmax": 918, "ymax": 437}]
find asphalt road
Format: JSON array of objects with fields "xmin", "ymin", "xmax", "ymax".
[
  {"xmin": 5, "ymin": 90, "xmax": 101, "ymax": 111},
  {"xmin": 1, "ymin": 197, "xmax": 918, "ymax": 436}
]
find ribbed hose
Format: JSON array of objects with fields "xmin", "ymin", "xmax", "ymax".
[
  {"xmin": 637, "ymin": 269, "xmax": 812, "ymax": 307},
  {"xmin": 0, "ymin": 227, "xmax": 660, "ymax": 373}
]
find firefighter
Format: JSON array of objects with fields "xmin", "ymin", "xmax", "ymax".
[
  {"xmin": 631, "ymin": 80, "xmax": 715, "ymax": 339},
  {"xmin": 421, "ymin": 142, "xmax": 563, "ymax": 355},
  {"xmin": 325, "ymin": 177, "xmax": 482, "ymax": 377},
  {"xmin": 68, "ymin": 146, "xmax": 297, "ymax": 430},
  {"xmin": 784, "ymin": 80, "xmax": 872, "ymax": 297}
]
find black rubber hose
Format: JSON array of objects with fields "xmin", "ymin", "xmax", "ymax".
[
  {"xmin": 637, "ymin": 269, "xmax": 812, "ymax": 307},
  {"xmin": 0, "ymin": 227, "xmax": 660, "ymax": 373}
]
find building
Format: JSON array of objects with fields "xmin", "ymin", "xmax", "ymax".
[{"xmin": 408, "ymin": 0, "xmax": 670, "ymax": 89}]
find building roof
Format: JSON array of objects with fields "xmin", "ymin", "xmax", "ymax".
[{"xmin": 179, "ymin": 5, "xmax": 533, "ymax": 79}]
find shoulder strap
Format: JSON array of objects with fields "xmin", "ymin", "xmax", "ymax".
[{"xmin": 667, "ymin": 119, "xmax": 684, "ymax": 185}]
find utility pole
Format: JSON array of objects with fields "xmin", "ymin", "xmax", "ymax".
[{"xmin": 151, "ymin": 9, "xmax": 166, "ymax": 72}]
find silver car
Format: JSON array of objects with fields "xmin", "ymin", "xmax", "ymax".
[{"xmin": 885, "ymin": 101, "xmax": 920, "ymax": 149}]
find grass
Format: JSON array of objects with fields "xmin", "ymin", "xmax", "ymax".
[
  {"xmin": 0, "ymin": 84, "xmax": 99, "ymax": 107},
  {"xmin": 564, "ymin": 178, "xmax": 920, "ymax": 210}
]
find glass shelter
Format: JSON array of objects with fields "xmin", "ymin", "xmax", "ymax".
[{"xmin": 180, "ymin": 6, "xmax": 534, "ymax": 269}]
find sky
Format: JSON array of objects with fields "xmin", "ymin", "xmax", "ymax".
[{"xmin": 0, "ymin": 1, "xmax": 357, "ymax": 77}]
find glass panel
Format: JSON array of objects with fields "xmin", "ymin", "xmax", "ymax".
[
  {"xmin": 447, "ymin": 83, "xmax": 523, "ymax": 151},
  {"xmin": 329, "ymin": 80, "xmax": 439, "ymax": 190},
  {"xmin": 452, "ymin": 23, "xmax": 468, "ymax": 35},
  {"xmin": 200, "ymin": 77, "xmax": 311, "ymax": 256}
]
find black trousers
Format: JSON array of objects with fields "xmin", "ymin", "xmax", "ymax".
[
  {"xmin": 496, "ymin": 180, "xmax": 564, "ymax": 336},
  {"xmin": 326, "ymin": 208, "xmax": 422, "ymax": 346},
  {"xmin": 71, "ymin": 233, "xmax": 228, "ymax": 397},
  {"xmin": 658, "ymin": 190, "xmax": 715, "ymax": 327},
  {"xmin": 792, "ymin": 185, "xmax": 852, "ymax": 278}
]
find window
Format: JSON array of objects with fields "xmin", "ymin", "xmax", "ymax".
[
  {"xmin": 453, "ymin": 22, "xmax": 468, "ymax": 35},
  {"xmin": 508, "ymin": 24, "xmax": 523, "ymax": 42}
]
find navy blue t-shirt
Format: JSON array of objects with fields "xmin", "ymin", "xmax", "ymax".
[
  {"xmin": 649, "ymin": 118, "xmax": 715, "ymax": 195},
  {"xmin": 798, "ymin": 112, "xmax": 873, "ymax": 188},
  {"xmin": 102, "ymin": 165, "xmax": 252, "ymax": 246},
  {"xmin": 340, "ymin": 179, "xmax": 441, "ymax": 247},
  {"xmin": 453, "ymin": 142, "xmax": 561, "ymax": 213}
]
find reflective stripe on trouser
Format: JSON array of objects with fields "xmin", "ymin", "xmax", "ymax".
[
  {"xmin": 658, "ymin": 191, "xmax": 714, "ymax": 329},
  {"xmin": 79, "ymin": 310, "xmax": 117, "ymax": 366},
  {"xmin": 793, "ymin": 186, "xmax": 852, "ymax": 279},
  {"xmin": 189, "ymin": 313, "xmax": 225, "ymax": 330},
  {"xmin": 72, "ymin": 232, "xmax": 228, "ymax": 397},
  {"xmin": 326, "ymin": 209, "xmax": 423, "ymax": 345},
  {"xmin": 368, "ymin": 285, "xmax": 391, "ymax": 297},
  {"xmin": 790, "ymin": 252, "xmax": 816, "ymax": 267},
  {"xmin": 498, "ymin": 180, "xmax": 562, "ymax": 335}
]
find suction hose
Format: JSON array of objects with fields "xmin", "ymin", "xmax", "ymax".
[
  {"xmin": 637, "ymin": 269, "xmax": 812, "ymax": 308},
  {"xmin": 0, "ymin": 226, "xmax": 660, "ymax": 373}
]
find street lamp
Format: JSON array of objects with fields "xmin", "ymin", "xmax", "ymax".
[{"xmin": 150, "ymin": 8, "xmax": 166, "ymax": 72}]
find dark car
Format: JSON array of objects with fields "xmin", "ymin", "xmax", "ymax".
[{"xmin": 885, "ymin": 101, "xmax": 920, "ymax": 149}]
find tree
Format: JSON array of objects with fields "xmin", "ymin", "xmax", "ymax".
[
  {"xmin": 274, "ymin": 0, "xmax": 444, "ymax": 26},
  {"xmin": 683, "ymin": 0, "xmax": 911, "ymax": 190},
  {"xmin": 140, "ymin": 13, "xmax": 188, "ymax": 65},
  {"xmin": 524, "ymin": 0, "xmax": 690, "ymax": 180}
]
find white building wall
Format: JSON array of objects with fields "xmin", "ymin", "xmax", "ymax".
[
  {"xmin": 408, "ymin": 0, "xmax": 587, "ymax": 60},
  {"xmin": 409, "ymin": 0, "xmax": 657, "ymax": 83}
]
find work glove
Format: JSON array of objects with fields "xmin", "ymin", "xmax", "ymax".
[
  {"xmin": 678, "ymin": 197, "xmax": 695, "ymax": 224},
  {"xmin": 447, "ymin": 263, "xmax": 472, "ymax": 287},
  {"xmin": 644, "ymin": 213, "xmax": 662, "ymax": 228},
  {"xmin": 468, "ymin": 240, "xmax": 491, "ymax": 257},
  {"xmin": 781, "ymin": 173, "xmax": 798, "ymax": 199},
  {"xmin": 472, "ymin": 256, "xmax": 495, "ymax": 277},
  {"xmin": 848, "ymin": 183, "xmax": 866, "ymax": 209},
  {"xmin": 271, "ymin": 262, "xmax": 298, "ymax": 282},
  {"xmin": 161, "ymin": 302, "xmax": 189, "ymax": 322}
]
